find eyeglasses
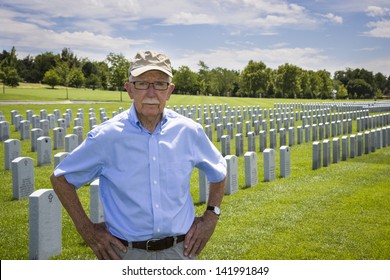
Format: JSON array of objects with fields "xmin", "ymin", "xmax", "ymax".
[{"xmin": 131, "ymin": 81, "xmax": 170, "ymax": 91}]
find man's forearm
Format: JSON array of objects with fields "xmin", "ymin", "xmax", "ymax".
[
  {"xmin": 207, "ymin": 176, "xmax": 226, "ymax": 208},
  {"xmin": 50, "ymin": 174, "xmax": 93, "ymax": 236}
]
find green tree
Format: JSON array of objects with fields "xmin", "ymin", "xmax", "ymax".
[
  {"xmin": 275, "ymin": 64, "xmax": 302, "ymax": 98},
  {"xmin": 336, "ymin": 84, "xmax": 349, "ymax": 99},
  {"xmin": 300, "ymin": 70, "xmax": 311, "ymax": 99},
  {"xmin": 0, "ymin": 47, "xmax": 18, "ymax": 68},
  {"xmin": 374, "ymin": 72, "xmax": 388, "ymax": 96},
  {"xmin": 317, "ymin": 70, "xmax": 333, "ymax": 99},
  {"xmin": 197, "ymin": 61, "xmax": 210, "ymax": 95},
  {"xmin": 239, "ymin": 60, "xmax": 269, "ymax": 98},
  {"xmin": 346, "ymin": 79, "xmax": 373, "ymax": 99},
  {"xmin": 0, "ymin": 47, "xmax": 20, "ymax": 89},
  {"xmin": 208, "ymin": 68, "xmax": 239, "ymax": 97},
  {"xmin": 172, "ymin": 66, "xmax": 199, "ymax": 95},
  {"xmin": 0, "ymin": 69, "xmax": 5, "ymax": 93},
  {"xmin": 85, "ymin": 74, "xmax": 101, "ymax": 90},
  {"xmin": 42, "ymin": 69, "xmax": 61, "ymax": 88},
  {"xmin": 60, "ymin": 48, "xmax": 80, "ymax": 69},
  {"xmin": 106, "ymin": 53, "xmax": 130, "ymax": 90},
  {"xmin": 69, "ymin": 67, "xmax": 85, "ymax": 88},
  {"xmin": 31, "ymin": 52, "xmax": 59, "ymax": 83},
  {"xmin": 95, "ymin": 61, "xmax": 110, "ymax": 89},
  {"xmin": 308, "ymin": 71, "xmax": 321, "ymax": 99},
  {"xmin": 17, "ymin": 55, "xmax": 35, "ymax": 83},
  {"xmin": 82, "ymin": 61, "xmax": 98, "ymax": 78}
]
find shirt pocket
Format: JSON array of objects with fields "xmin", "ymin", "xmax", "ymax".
[{"xmin": 163, "ymin": 162, "xmax": 193, "ymax": 201}]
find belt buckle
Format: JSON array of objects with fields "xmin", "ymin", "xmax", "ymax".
[{"xmin": 146, "ymin": 238, "xmax": 160, "ymax": 252}]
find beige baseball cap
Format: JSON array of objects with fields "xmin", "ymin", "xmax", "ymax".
[{"xmin": 129, "ymin": 50, "xmax": 173, "ymax": 77}]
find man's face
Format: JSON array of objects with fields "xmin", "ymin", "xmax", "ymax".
[{"xmin": 125, "ymin": 70, "xmax": 174, "ymax": 121}]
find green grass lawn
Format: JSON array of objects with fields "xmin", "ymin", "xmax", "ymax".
[{"xmin": 0, "ymin": 85, "xmax": 389, "ymax": 260}]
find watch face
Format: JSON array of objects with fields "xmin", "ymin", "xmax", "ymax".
[{"xmin": 214, "ymin": 207, "xmax": 221, "ymax": 215}]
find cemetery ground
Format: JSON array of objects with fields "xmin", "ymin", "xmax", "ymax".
[{"xmin": 0, "ymin": 85, "xmax": 389, "ymax": 260}]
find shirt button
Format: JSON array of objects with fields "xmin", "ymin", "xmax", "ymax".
[
  {"xmin": 156, "ymin": 228, "xmax": 160, "ymax": 233},
  {"xmin": 156, "ymin": 204, "xmax": 159, "ymax": 208},
  {"xmin": 153, "ymin": 180, "xmax": 157, "ymax": 185},
  {"xmin": 152, "ymin": 156, "xmax": 156, "ymax": 161}
]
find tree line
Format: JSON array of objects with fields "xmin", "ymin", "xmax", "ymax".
[{"xmin": 1, "ymin": 46, "xmax": 389, "ymax": 99}]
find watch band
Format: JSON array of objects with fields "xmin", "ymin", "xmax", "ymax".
[{"xmin": 207, "ymin": 205, "xmax": 221, "ymax": 216}]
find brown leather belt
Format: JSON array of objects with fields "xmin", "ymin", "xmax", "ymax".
[{"xmin": 117, "ymin": 235, "xmax": 186, "ymax": 251}]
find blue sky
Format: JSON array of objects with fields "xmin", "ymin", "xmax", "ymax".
[{"xmin": 1, "ymin": 0, "xmax": 389, "ymax": 76}]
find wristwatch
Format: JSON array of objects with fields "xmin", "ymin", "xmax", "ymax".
[{"xmin": 207, "ymin": 205, "xmax": 221, "ymax": 216}]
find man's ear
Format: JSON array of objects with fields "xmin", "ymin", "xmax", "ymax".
[
  {"xmin": 124, "ymin": 82, "xmax": 134, "ymax": 100},
  {"xmin": 166, "ymin": 83, "xmax": 175, "ymax": 101}
]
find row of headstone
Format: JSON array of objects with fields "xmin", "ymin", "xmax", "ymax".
[
  {"xmin": 1, "ymin": 106, "xmax": 126, "ymax": 143},
  {"xmin": 2, "ymin": 104, "xmax": 388, "ymax": 148},
  {"xmin": 218, "ymin": 123, "xmax": 345, "ymax": 158},
  {"xmin": 170, "ymin": 101, "xmax": 388, "ymax": 128},
  {"xmin": 312, "ymin": 126, "xmax": 390, "ymax": 170},
  {"xmin": 199, "ymin": 147, "xmax": 291, "ymax": 202},
  {"xmin": 170, "ymin": 101, "xmax": 389, "ymax": 124},
  {"xmin": 4, "ymin": 136, "xmax": 74, "ymax": 170}
]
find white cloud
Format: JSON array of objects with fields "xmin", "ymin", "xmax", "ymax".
[
  {"xmin": 364, "ymin": 19, "xmax": 390, "ymax": 38},
  {"xmin": 321, "ymin": 13, "xmax": 343, "ymax": 24},
  {"xmin": 163, "ymin": 12, "xmax": 218, "ymax": 25},
  {"xmin": 348, "ymin": 56, "xmax": 390, "ymax": 75},
  {"xmin": 0, "ymin": 9, "xmax": 150, "ymax": 59},
  {"xmin": 366, "ymin": 6, "xmax": 390, "ymax": 17}
]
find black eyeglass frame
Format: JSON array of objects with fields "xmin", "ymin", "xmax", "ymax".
[{"xmin": 131, "ymin": 81, "xmax": 170, "ymax": 90}]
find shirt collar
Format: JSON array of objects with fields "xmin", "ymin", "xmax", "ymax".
[{"xmin": 128, "ymin": 103, "xmax": 168, "ymax": 133}]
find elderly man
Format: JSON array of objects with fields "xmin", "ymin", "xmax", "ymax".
[{"xmin": 50, "ymin": 50, "xmax": 227, "ymax": 260}]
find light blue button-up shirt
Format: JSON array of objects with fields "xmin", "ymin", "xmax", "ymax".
[{"xmin": 54, "ymin": 104, "xmax": 227, "ymax": 242}]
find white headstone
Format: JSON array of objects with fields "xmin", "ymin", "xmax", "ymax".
[
  {"xmin": 288, "ymin": 127, "xmax": 295, "ymax": 146},
  {"xmin": 342, "ymin": 136, "xmax": 349, "ymax": 161},
  {"xmin": 225, "ymin": 155, "xmax": 238, "ymax": 195},
  {"xmin": 29, "ymin": 189, "xmax": 61, "ymax": 259},
  {"xmin": 312, "ymin": 142, "xmax": 321, "ymax": 170},
  {"xmin": 323, "ymin": 140, "xmax": 331, "ymax": 167},
  {"xmin": 221, "ymin": 135, "xmax": 230, "ymax": 157},
  {"xmin": 199, "ymin": 170, "xmax": 209, "ymax": 203},
  {"xmin": 247, "ymin": 131, "xmax": 256, "ymax": 152},
  {"xmin": 280, "ymin": 146, "xmax": 290, "ymax": 178},
  {"xmin": 357, "ymin": 133, "xmax": 364, "ymax": 156},
  {"xmin": 73, "ymin": 126, "xmax": 84, "ymax": 145},
  {"xmin": 235, "ymin": 133, "xmax": 244, "ymax": 157},
  {"xmin": 0, "ymin": 121, "xmax": 11, "ymax": 141},
  {"xmin": 40, "ymin": 119, "xmax": 50, "ymax": 136},
  {"xmin": 4, "ymin": 139, "xmax": 21, "ymax": 170},
  {"xmin": 65, "ymin": 134, "xmax": 78, "ymax": 153},
  {"xmin": 279, "ymin": 128, "xmax": 286, "ymax": 146},
  {"xmin": 350, "ymin": 135, "xmax": 356, "ymax": 158},
  {"xmin": 12, "ymin": 157, "xmax": 34, "ymax": 199},
  {"xmin": 90, "ymin": 179, "xmax": 104, "ymax": 223},
  {"xmin": 269, "ymin": 129, "xmax": 276, "ymax": 149},
  {"xmin": 31, "ymin": 128, "xmax": 43, "ymax": 152},
  {"xmin": 19, "ymin": 120, "xmax": 31, "ymax": 140},
  {"xmin": 37, "ymin": 136, "xmax": 52, "ymax": 166},
  {"xmin": 333, "ymin": 138, "xmax": 340, "ymax": 163},
  {"xmin": 263, "ymin": 149, "xmax": 276, "ymax": 181},
  {"xmin": 244, "ymin": 151, "xmax": 258, "ymax": 187},
  {"xmin": 54, "ymin": 152, "xmax": 69, "ymax": 168},
  {"xmin": 53, "ymin": 127, "xmax": 65, "ymax": 150},
  {"xmin": 32, "ymin": 115, "xmax": 41, "ymax": 128},
  {"xmin": 259, "ymin": 130, "xmax": 267, "ymax": 152}
]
